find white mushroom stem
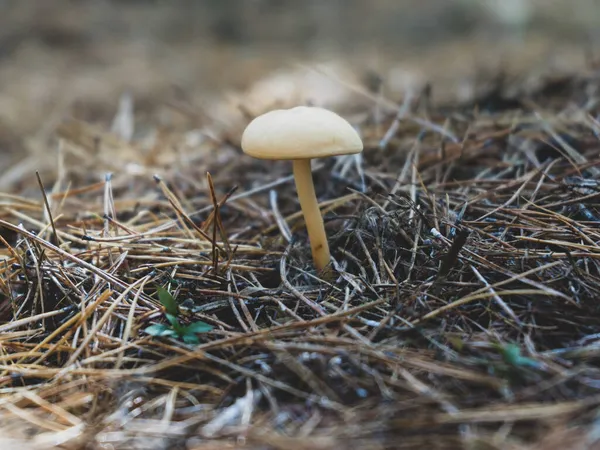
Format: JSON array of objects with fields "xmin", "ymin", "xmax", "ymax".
[{"xmin": 292, "ymin": 159, "xmax": 331, "ymax": 271}]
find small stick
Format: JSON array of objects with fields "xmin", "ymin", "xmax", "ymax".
[{"xmin": 35, "ymin": 172, "xmax": 59, "ymax": 246}]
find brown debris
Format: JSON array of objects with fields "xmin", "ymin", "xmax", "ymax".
[{"xmin": 2, "ymin": 59, "xmax": 600, "ymax": 449}]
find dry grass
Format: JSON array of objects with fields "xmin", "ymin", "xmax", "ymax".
[{"xmin": 3, "ymin": 54, "xmax": 600, "ymax": 450}]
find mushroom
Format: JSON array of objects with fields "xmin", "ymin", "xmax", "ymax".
[{"xmin": 241, "ymin": 106, "xmax": 363, "ymax": 272}]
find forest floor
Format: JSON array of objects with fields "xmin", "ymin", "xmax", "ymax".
[{"xmin": 2, "ymin": 2, "xmax": 600, "ymax": 449}]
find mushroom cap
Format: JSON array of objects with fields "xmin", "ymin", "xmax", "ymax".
[{"xmin": 241, "ymin": 106, "xmax": 363, "ymax": 160}]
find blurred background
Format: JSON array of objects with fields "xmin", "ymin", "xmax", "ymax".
[{"xmin": 0, "ymin": 0, "xmax": 598, "ymax": 173}]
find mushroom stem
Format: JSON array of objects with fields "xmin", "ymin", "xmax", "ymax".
[{"xmin": 292, "ymin": 159, "xmax": 331, "ymax": 272}]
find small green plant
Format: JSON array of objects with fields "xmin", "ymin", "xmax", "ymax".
[
  {"xmin": 144, "ymin": 287, "xmax": 213, "ymax": 344},
  {"xmin": 499, "ymin": 343, "xmax": 540, "ymax": 369}
]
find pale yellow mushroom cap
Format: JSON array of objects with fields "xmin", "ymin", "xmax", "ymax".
[{"xmin": 241, "ymin": 106, "xmax": 363, "ymax": 160}]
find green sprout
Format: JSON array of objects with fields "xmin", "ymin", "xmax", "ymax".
[
  {"xmin": 144, "ymin": 287, "xmax": 213, "ymax": 344},
  {"xmin": 499, "ymin": 343, "xmax": 540, "ymax": 369}
]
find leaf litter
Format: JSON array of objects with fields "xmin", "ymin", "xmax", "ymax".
[{"xmin": 1, "ymin": 63, "xmax": 600, "ymax": 449}]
